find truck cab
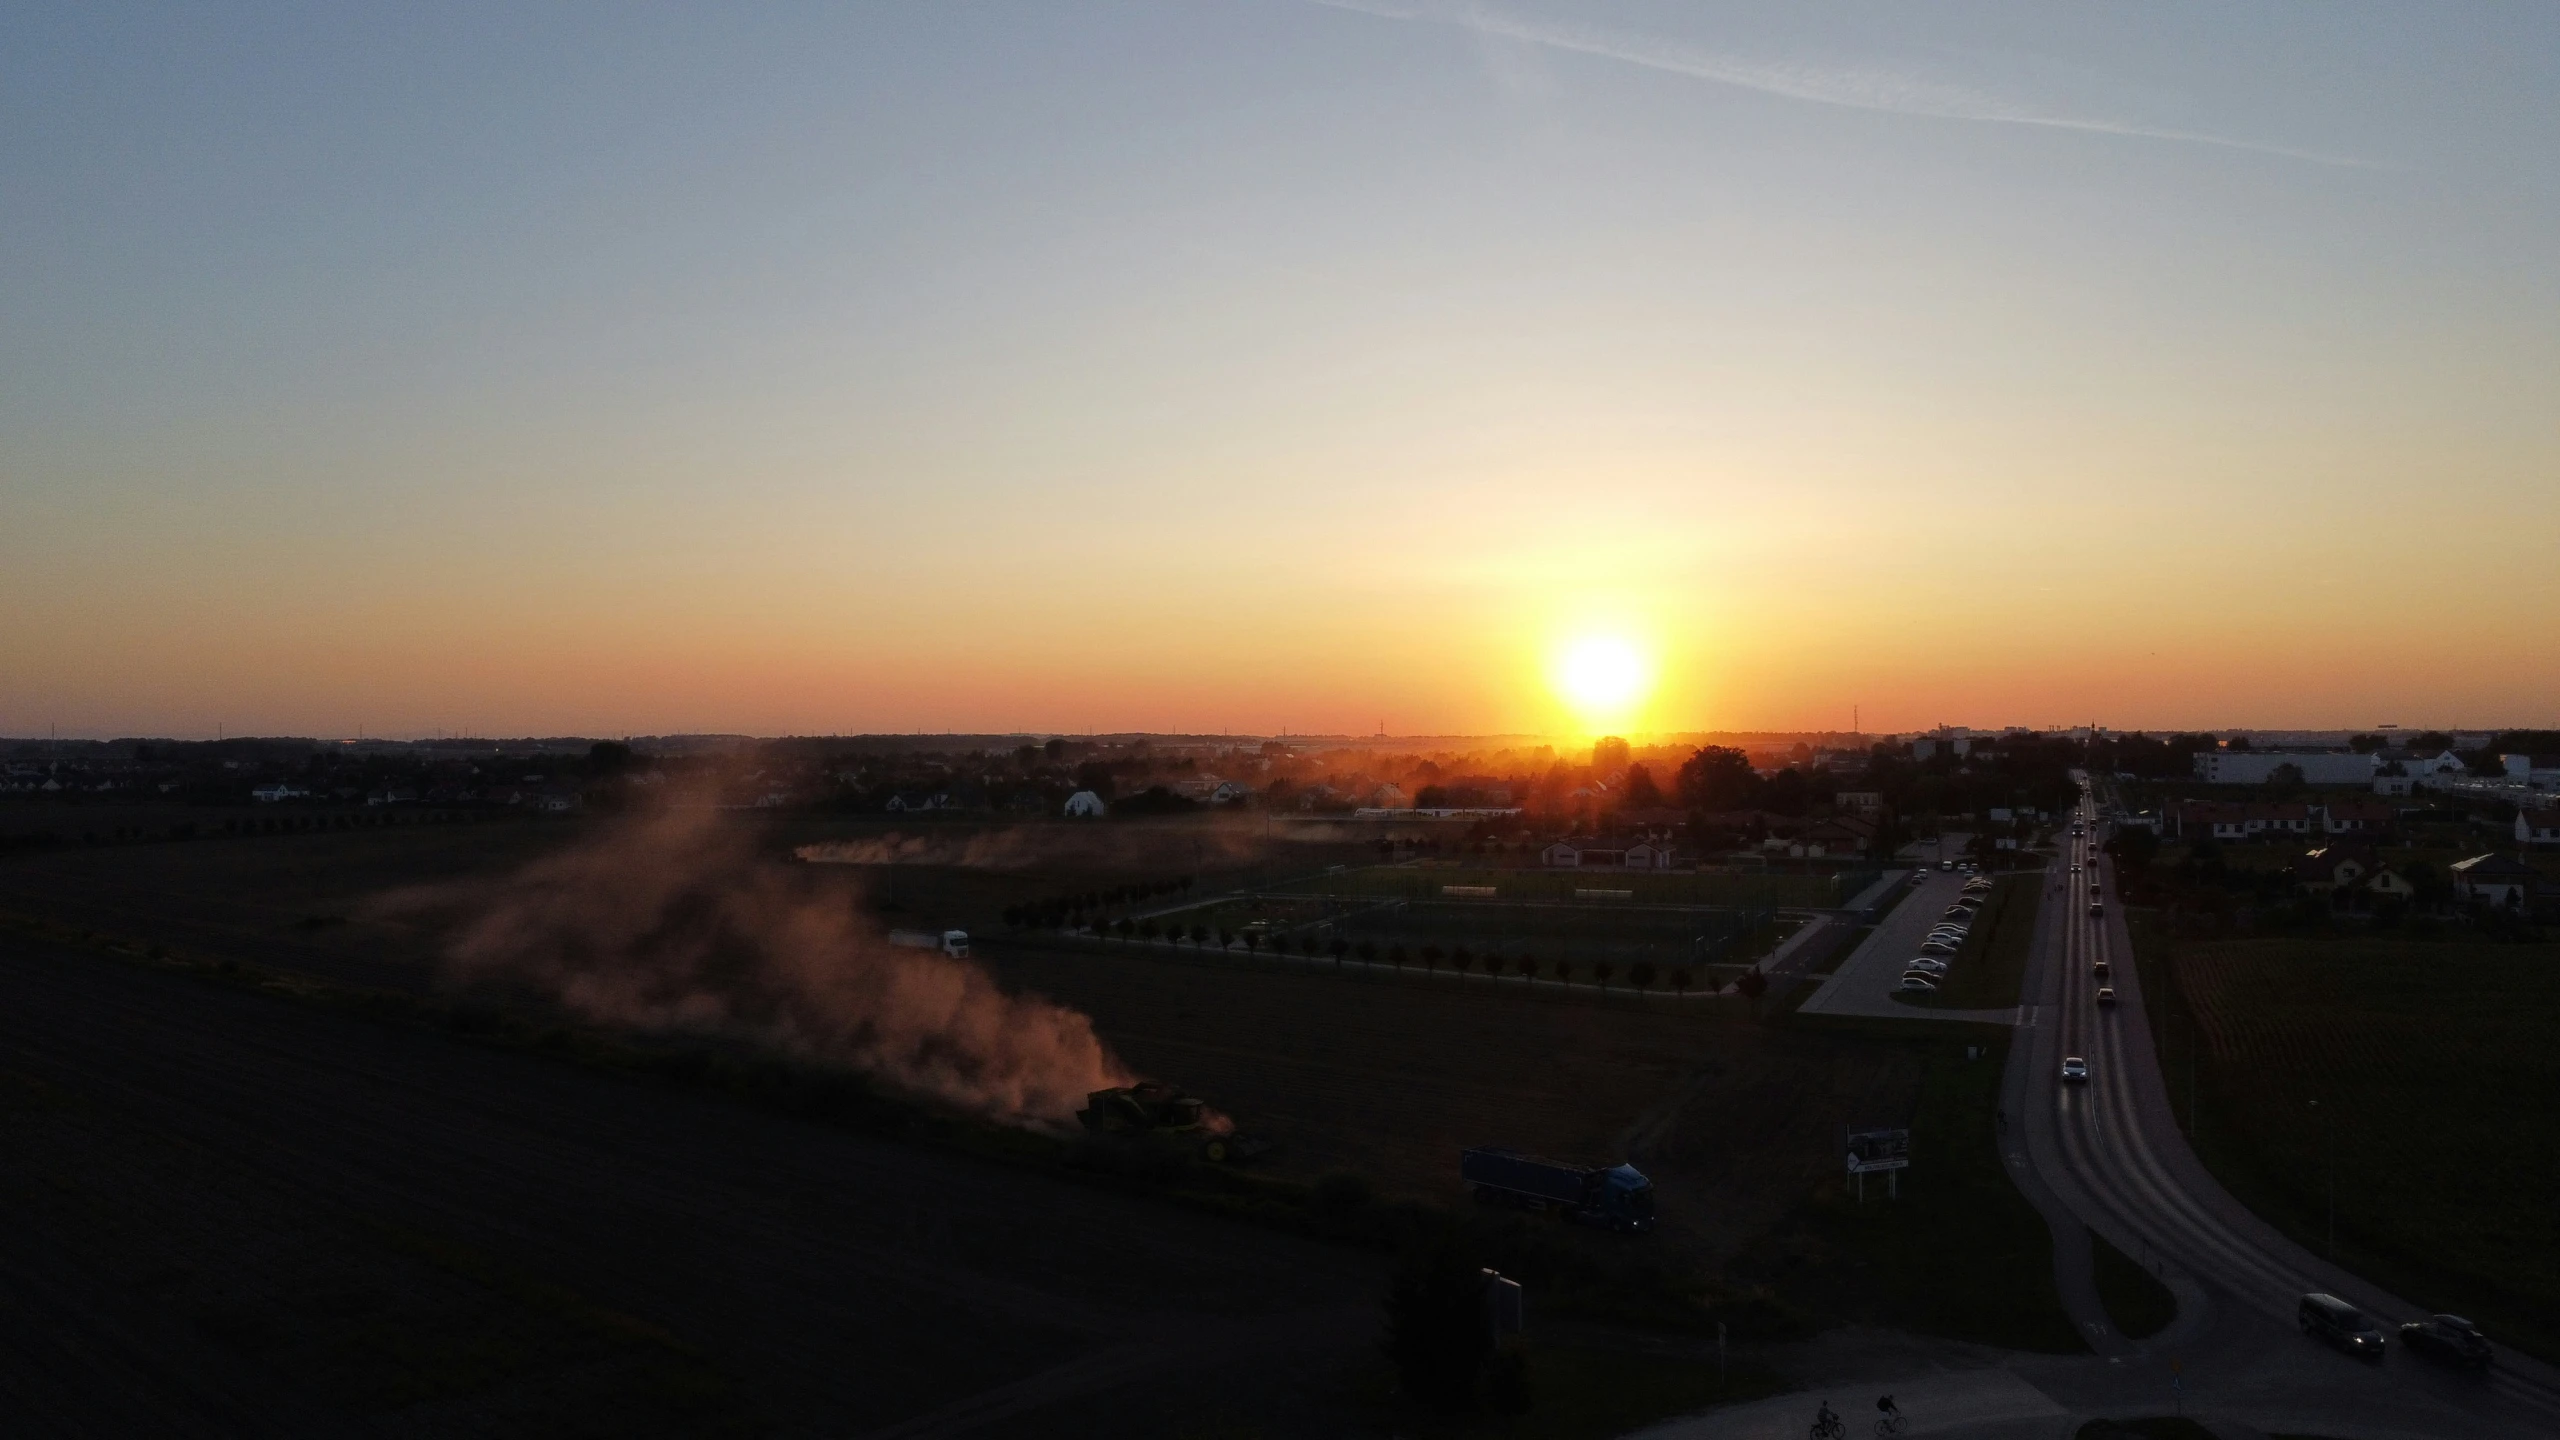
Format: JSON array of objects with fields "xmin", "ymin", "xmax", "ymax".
[{"xmin": 940, "ymin": 929, "xmax": 970, "ymax": 958}]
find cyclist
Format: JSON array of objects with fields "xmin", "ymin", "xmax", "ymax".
[
  {"xmin": 1811, "ymin": 1399, "xmax": 1845, "ymax": 1438},
  {"xmin": 1875, "ymin": 1394, "xmax": 1904, "ymax": 1434}
]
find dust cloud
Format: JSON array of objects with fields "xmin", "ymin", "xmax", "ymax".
[{"xmin": 414, "ymin": 805, "xmax": 1132, "ymax": 1129}]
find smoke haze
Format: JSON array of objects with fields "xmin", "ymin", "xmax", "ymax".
[{"xmin": 412, "ymin": 805, "xmax": 1132, "ymax": 1129}]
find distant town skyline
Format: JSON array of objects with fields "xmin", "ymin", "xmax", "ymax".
[{"xmin": 6, "ymin": 4, "xmax": 2555, "ymax": 738}]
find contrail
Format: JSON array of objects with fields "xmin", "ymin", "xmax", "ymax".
[{"xmin": 1316, "ymin": 0, "xmax": 2373, "ymax": 169}]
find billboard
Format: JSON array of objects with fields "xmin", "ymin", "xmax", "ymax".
[{"xmin": 1846, "ymin": 1127, "xmax": 1911, "ymax": 1175}]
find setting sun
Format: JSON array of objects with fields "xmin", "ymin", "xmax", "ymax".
[{"xmin": 1553, "ymin": 634, "xmax": 1653, "ymax": 731}]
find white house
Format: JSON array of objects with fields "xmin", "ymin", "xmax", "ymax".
[
  {"xmin": 2448, "ymin": 853, "xmax": 2536, "ymax": 909},
  {"xmin": 250, "ymin": 783, "xmax": 308, "ymax": 803},
  {"xmin": 1541, "ymin": 837, "xmax": 1676, "ymax": 870},
  {"xmin": 2518, "ymin": 809, "xmax": 2560, "ymax": 847},
  {"xmin": 2501, "ymin": 755, "xmax": 2560, "ymax": 790},
  {"xmin": 1063, "ymin": 790, "xmax": 1107, "ymax": 818}
]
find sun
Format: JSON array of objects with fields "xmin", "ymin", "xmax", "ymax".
[{"xmin": 1552, "ymin": 633, "xmax": 1652, "ymax": 730}]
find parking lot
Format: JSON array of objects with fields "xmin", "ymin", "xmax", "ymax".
[{"xmin": 1798, "ymin": 865, "xmax": 2025, "ymax": 1025}]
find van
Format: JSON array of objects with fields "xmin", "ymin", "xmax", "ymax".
[{"xmin": 2298, "ymin": 1293, "xmax": 2386, "ymax": 1359}]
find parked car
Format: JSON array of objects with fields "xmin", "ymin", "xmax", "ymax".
[
  {"xmin": 2096, "ymin": 986, "xmax": 2116, "ymax": 1006},
  {"xmin": 2299, "ymin": 1293, "xmax": 2386, "ymax": 1359},
  {"xmin": 1898, "ymin": 974, "xmax": 1939, "ymax": 992},
  {"xmin": 2398, "ymin": 1315, "xmax": 2492, "ymax": 1370},
  {"xmin": 1905, "ymin": 958, "xmax": 1949, "ymax": 975}
]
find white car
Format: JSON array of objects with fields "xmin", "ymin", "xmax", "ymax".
[
  {"xmin": 1905, "ymin": 958, "xmax": 1949, "ymax": 975},
  {"xmin": 1898, "ymin": 974, "xmax": 1939, "ymax": 992}
]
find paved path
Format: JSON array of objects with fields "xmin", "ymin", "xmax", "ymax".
[{"xmin": 1795, "ymin": 867, "xmax": 2017, "ymax": 1025}]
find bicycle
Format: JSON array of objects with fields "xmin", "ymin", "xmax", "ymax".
[
  {"xmin": 1874, "ymin": 1415, "xmax": 1907, "ymax": 1436},
  {"xmin": 1809, "ymin": 1402, "xmax": 1846, "ymax": 1439}
]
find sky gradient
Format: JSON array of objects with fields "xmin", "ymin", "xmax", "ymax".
[{"xmin": 5, "ymin": 2, "xmax": 2556, "ymax": 739}]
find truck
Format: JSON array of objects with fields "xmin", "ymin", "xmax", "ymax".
[
  {"xmin": 888, "ymin": 928, "xmax": 971, "ymax": 958},
  {"xmin": 1460, "ymin": 1147, "xmax": 1656, "ymax": 1233},
  {"xmin": 1077, "ymin": 1082, "xmax": 1274, "ymax": 1164}
]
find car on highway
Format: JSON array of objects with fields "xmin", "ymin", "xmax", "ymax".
[
  {"xmin": 2068, "ymin": 863, "xmax": 2081, "ymax": 873},
  {"xmin": 2092, "ymin": 961, "xmax": 2109, "ymax": 979},
  {"xmin": 1940, "ymin": 859, "xmax": 1954, "ymax": 871},
  {"xmin": 2298, "ymin": 1293, "xmax": 2387, "ymax": 1360},
  {"xmin": 2088, "ymin": 901, "xmax": 2104, "ymax": 918},
  {"xmin": 2096, "ymin": 986, "xmax": 2116, "ymax": 1006},
  {"xmin": 2398, "ymin": 1314, "xmax": 2493, "ymax": 1370},
  {"xmin": 2060, "ymin": 1056, "xmax": 2089, "ymax": 1083}
]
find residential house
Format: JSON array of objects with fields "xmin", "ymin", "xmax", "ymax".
[
  {"xmin": 2292, "ymin": 844, "xmax": 2378, "ymax": 894},
  {"xmin": 2448, "ymin": 853, "xmax": 2537, "ymax": 910},
  {"xmin": 2166, "ymin": 801, "xmax": 2318, "ymax": 841},
  {"xmin": 2364, "ymin": 866, "xmax": 2423, "ymax": 906},
  {"xmin": 1835, "ymin": 791, "xmax": 1885, "ymax": 815},
  {"xmin": 2322, "ymin": 801, "xmax": 2398, "ymax": 837},
  {"xmin": 2518, "ymin": 809, "xmax": 2560, "ymax": 847}
]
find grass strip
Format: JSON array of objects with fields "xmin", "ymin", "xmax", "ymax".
[{"xmin": 2090, "ymin": 1230, "xmax": 2177, "ymax": 1340}]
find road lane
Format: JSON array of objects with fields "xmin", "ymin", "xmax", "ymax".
[{"xmin": 2021, "ymin": 784, "xmax": 2560, "ymax": 1434}]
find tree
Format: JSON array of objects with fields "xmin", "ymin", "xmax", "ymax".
[
  {"xmin": 1735, "ymin": 966, "xmax": 1768, "ymax": 1015},
  {"xmin": 1628, "ymin": 961, "xmax": 1657, "ymax": 993},
  {"xmin": 1189, "ymin": 923, "xmax": 1209, "ymax": 947},
  {"xmin": 1357, "ymin": 940, "xmax": 1378, "ymax": 966},
  {"xmin": 1383, "ymin": 1235, "xmax": 1494, "ymax": 1413},
  {"xmin": 1516, "ymin": 955, "xmax": 1539, "ymax": 984},
  {"xmin": 1421, "ymin": 944, "xmax": 1445, "ymax": 975},
  {"xmin": 1622, "ymin": 764, "xmax": 1663, "ymax": 808},
  {"xmin": 1676, "ymin": 745, "xmax": 1760, "ymax": 811},
  {"xmin": 1669, "ymin": 967, "xmax": 1692, "ymax": 998},
  {"xmin": 1243, "ymin": 931, "xmax": 1262, "ymax": 957},
  {"xmin": 1332, "ymin": 938, "xmax": 1351, "ymax": 970},
  {"xmin": 1389, "ymin": 944, "xmax": 1408, "ymax": 971},
  {"xmin": 1451, "ymin": 946, "xmax": 1474, "ymax": 978},
  {"xmin": 1593, "ymin": 961, "xmax": 1616, "ymax": 991},
  {"xmin": 2104, "ymin": 826, "xmax": 2160, "ymax": 873},
  {"xmin": 1481, "ymin": 953, "xmax": 1506, "ymax": 979},
  {"xmin": 1551, "ymin": 959, "xmax": 1573, "ymax": 987}
]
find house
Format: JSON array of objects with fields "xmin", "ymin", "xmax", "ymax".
[
  {"xmin": 250, "ymin": 783, "xmax": 309, "ymax": 803},
  {"xmin": 2518, "ymin": 809, "xmax": 2560, "ymax": 847},
  {"xmin": 1371, "ymin": 783, "xmax": 1408, "ymax": 808},
  {"xmin": 1210, "ymin": 780, "xmax": 1251, "ymax": 804},
  {"xmin": 1541, "ymin": 837, "xmax": 1676, "ymax": 870},
  {"xmin": 1835, "ymin": 791, "xmax": 1884, "ymax": 815},
  {"xmin": 1796, "ymin": 815, "xmax": 1877, "ymax": 858},
  {"xmin": 2322, "ymin": 801, "xmax": 2398, "ymax": 837},
  {"xmin": 1172, "ymin": 774, "xmax": 1224, "ymax": 801},
  {"xmin": 2449, "ymin": 853, "xmax": 2537, "ymax": 909},
  {"xmin": 1062, "ymin": 790, "xmax": 1107, "ymax": 818},
  {"xmin": 884, "ymin": 792, "xmax": 948, "ymax": 812},
  {"xmin": 2293, "ymin": 844, "xmax": 2377, "ymax": 893},
  {"xmin": 2165, "ymin": 801, "xmax": 2317, "ymax": 841},
  {"xmin": 2364, "ymin": 866, "xmax": 2423, "ymax": 905}
]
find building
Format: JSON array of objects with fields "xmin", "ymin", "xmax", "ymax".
[
  {"xmin": 2518, "ymin": 809, "xmax": 2560, "ymax": 847},
  {"xmin": 1541, "ymin": 837, "xmax": 1676, "ymax": 870},
  {"xmin": 2165, "ymin": 800, "xmax": 2318, "ymax": 841},
  {"xmin": 2293, "ymin": 844, "xmax": 2377, "ymax": 893},
  {"xmin": 2192, "ymin": 750, "xmax": 2377, "ymax": 786},
  {"xmin": 1835, "ymin": 791, "xmax": 1884, "ymax": 815},
  {"xmin": 1062, "ymin": 790, "xmax": 1107, "ymax": 818},
  {"xmin": 2502, "ymin": 755, "xmax": 2560, "ymax": 789},
  {"xmin": 2364, "ymin": 866, "xmax": 2423, "ymax": 905},
  {"xmin": 2321, "ymin": 801, "xmax": 2398, "ymax": 837},
  {"xmin": 2448, "ymin": 853, "xmax": 2537, "ymax": 909}
]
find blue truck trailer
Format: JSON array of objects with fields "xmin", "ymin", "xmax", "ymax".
[{"xmin": 1460, "ymin": 1147, "xmax": 1656, "ymax": 1233}]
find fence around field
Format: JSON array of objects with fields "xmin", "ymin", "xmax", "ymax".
[
  {"xmin": 1111, "ymin": 889, "xmax": 1788, "ymax": 978},
  {"xmin": 1262, "ymin": 863, "xmax": 1877, "ymax": 910}
]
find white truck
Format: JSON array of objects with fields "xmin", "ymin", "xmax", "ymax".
[{"xmin": 888, "ymin": 929, "xmax": 971, "ymax": 958}]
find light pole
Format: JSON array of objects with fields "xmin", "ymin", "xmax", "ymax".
[{"xmin": 2309, "ymin": 1097, "xmax": 2333, "ymax": 1257}]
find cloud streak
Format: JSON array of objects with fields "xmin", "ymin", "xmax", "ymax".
[{"xmin": 1319, "ymin": 0, "xmax": 2370, "ymax": 169}]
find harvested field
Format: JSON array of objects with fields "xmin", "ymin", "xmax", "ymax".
[
  {"xmin": 981, "ymin": 940, "xmax": 1929, "ymax": 1262},
  {"xmin": 2164, "ymin": 933, "xmax": 2560, "ymax": 1360}
]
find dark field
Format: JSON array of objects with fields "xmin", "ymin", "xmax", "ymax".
[
  {"xmin": 2153, "ymin": 929, "xmax": 2560, "ymax": 1362},
  {"xmin": 0, "ymin": 933, "xmax": 1381, "ymax": 1437},
  {"xmin": 0, "ymin": 812, "xmax": 1971, "ymax": 1432}
]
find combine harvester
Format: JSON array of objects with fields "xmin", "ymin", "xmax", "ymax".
[{"xmin": 1077, "ymin": 1082, "xmax": 1275, "ymax": 1165}]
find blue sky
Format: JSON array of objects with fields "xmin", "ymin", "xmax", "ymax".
[{"xmin": 4, "ymin": 2, "xmax": 2555, "ymax": 736}]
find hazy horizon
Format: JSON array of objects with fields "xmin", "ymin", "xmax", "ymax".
[{"xmin": 7, "ymin": 3, "xmax": 2556, "ymax": 738}]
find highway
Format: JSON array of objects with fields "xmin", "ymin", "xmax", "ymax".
[{"xmin": 2007, "ymin": 779, "xmax": 2560, "ymax": 1435}]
